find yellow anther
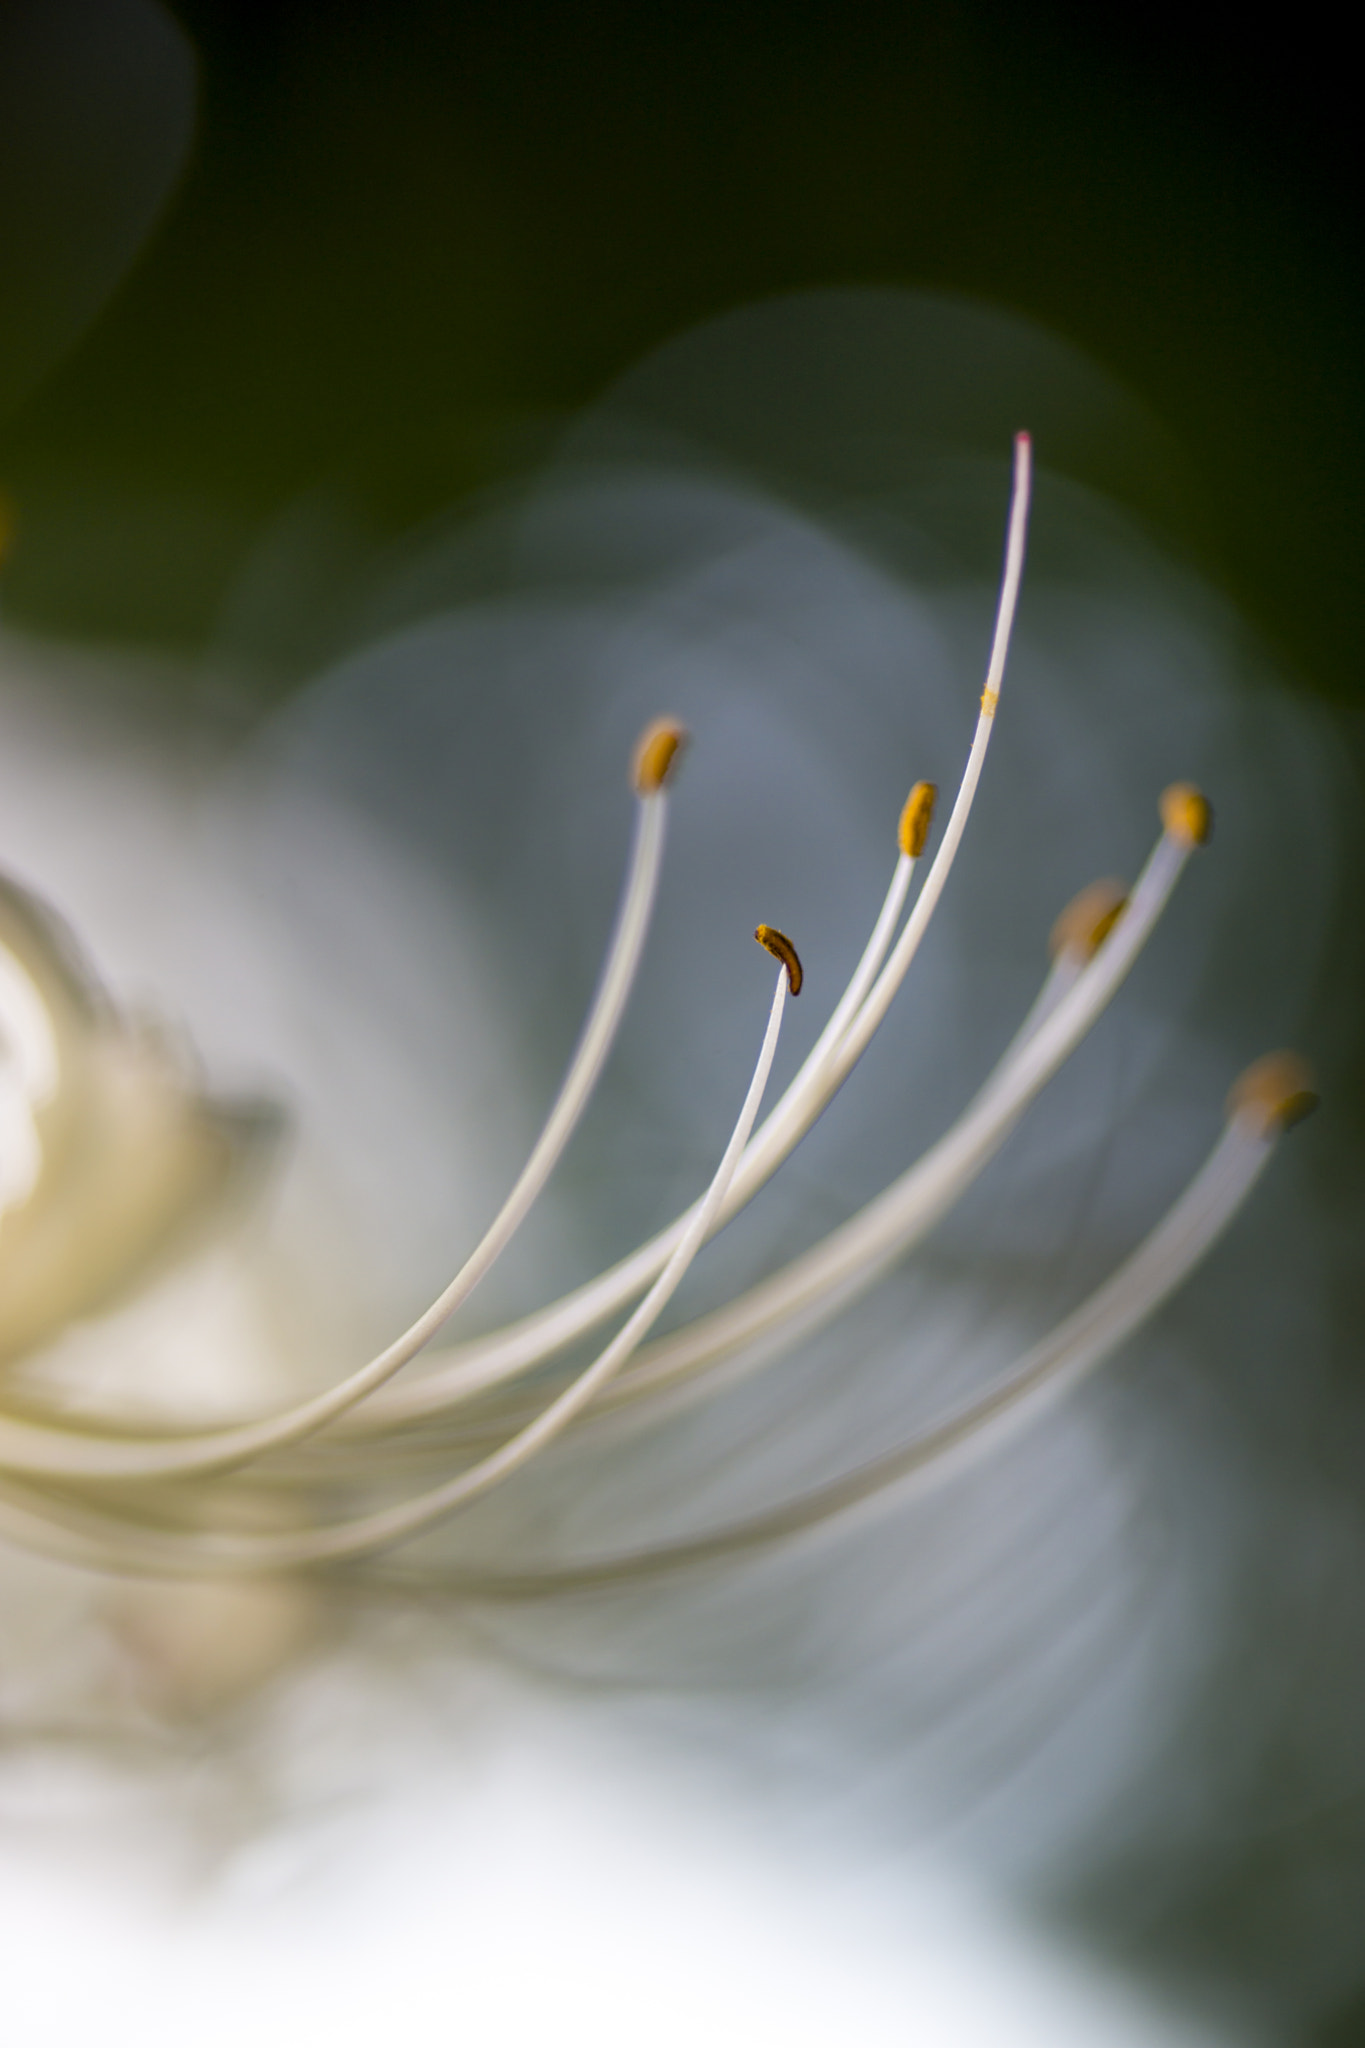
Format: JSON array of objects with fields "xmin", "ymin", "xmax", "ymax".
[
  {"xmin": 1048, "ymin": 878, "xmax": 1128, "ymax": 962},
  {"xmin": 980, "ymin": 687, "xmax": 1000, "ymax": 718},
  {"xmin": 1160, "ymin": 782, "xmax": 1213, "ymax": 848},
  {"xmin": 1227, "ymin": 1052, "xmax": 1318, "ymax": 1135},
  {"xmin": 754, "ymin": 924, "xmax": 803, "ymax": 996},
  {"xmin": 632, "ymin": 718, "xmax": 689, "ymax": 795},
  {"xmin": 898, "ymin": 781, "xmax": 937, "ymax": 859}
]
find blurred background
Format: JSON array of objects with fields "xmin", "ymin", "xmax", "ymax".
[
  {"xmin": 2, "ymin": 1, "xmax": 1364, "ymax": 2041},
  {"xmin": 4, "ymin": 0, "xmax": 1363, "ymax": 701}
]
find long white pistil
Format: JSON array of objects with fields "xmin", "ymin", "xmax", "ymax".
[
  {"xmin": 0, "ymin": 720, "xmax": 687, "ymax": 1484},
  {"xmin": 709, "ymin": 431, "xmax": 1032, "ymax": 1193},
  {"xmin": 802, "ymin": 428, "xmax": 1033, "ymax": 1080},
  {"xmin": 0, "ymin": 941, "xmax": 800, "ymax": 1573}
]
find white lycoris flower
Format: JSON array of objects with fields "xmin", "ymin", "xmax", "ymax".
[
  {"xmin": 0, "ymin": 289, "xmax": 1344, "ymax": 2046},
  {"xmin": 0, "ymin": 439, "xmax": 1313, "ymax": 1574}
]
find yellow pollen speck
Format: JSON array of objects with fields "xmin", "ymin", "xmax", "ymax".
[
  {"xmin": 754, "ymin": 924, "xmax": 803, "ymax": 996},
  {"xmin": 632, "ymin": 718, "xmax": 689, "ymax": 795},
  {"xmin": 980, "ymin": 687, "xmax": 999, "ymax": 718},
  {"xmin": 1227, "ymin": 1051, "xmax": 1318, "ymax": 1135},
  {"xmin": 1048, "ymin": 877, "xmax": 1128, "ymax": 961},
  {"xmin": 898, "ymin": 781, "xmax": 937, "ymax": 858},
  {"xmin": 1160, "ymin": 782, "xmax": 1213, "ymax": 847}
]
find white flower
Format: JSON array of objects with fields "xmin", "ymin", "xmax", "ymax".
[
  {"xmin": 0, "ymin": 439, "xmax": 1315, "ymax": 1632},
  {"xmin": 0, "ymin": 296, "xmax": 1338, "ymax": 2045}
]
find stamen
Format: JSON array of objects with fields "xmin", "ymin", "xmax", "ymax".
[
  {"xmin": 803, "ymin": 809, "xmax": 917, "ymax": 1049},
  {"xmin": 826, "ymin": 432, "xmax": 1032, "ymax": 1075},
  {"xmin": 1159, "ymin": 782, "xmax": 1213, "ymax": 848},
  {"xmin": 1227, "ymin": 1051, "xmax": 1319, "ymax": 1134},
  {"xmin": 632, "ymin": 717, "xmax": 688, "ymax": 794},
  {"xmin": 988, "ymin": 876, "xmax": 1131, "ymax": 1066},
  {"xmin": 897, "ymin": 781, "xmax": 937, "ymax": 859},
  {"xmin": 754, "ymin": 925, "xmax": 803, "ymax": 995},
  {"xmin": 1048, "ymin": 878, "xmax": 1128, "ymax": 963}
]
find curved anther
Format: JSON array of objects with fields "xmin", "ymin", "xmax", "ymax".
[
  {"xmin": 1160, "ymin": 782, "xmax": 1213, "ymax": 848},
  {"xmin": 754, "ymin": 925, "xmax": 803, "ymax": 996},
  {"xmin": 1048, "ymin": 878, "xmax": 1128, "ymax": 962},
  {"xmin": 897, "ymin": 782, "xmax": 937, "ymax": 859},
  {"xmin": 1228, "ymin": 1051, "xmax": 1318, "ymax": 1134},
  {"xmin": 632, "ymin": 717, "xmax": 689, "ymax": 794}
]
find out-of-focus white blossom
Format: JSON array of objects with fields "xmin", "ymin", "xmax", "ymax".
[{"xmin": 0, "ymin": 289, "xmax": 1346, "ymax": 2047}]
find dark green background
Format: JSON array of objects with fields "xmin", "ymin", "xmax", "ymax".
[{"xmin": 2, "ymin": 0, "xmax": 1363, "ymax": 706}]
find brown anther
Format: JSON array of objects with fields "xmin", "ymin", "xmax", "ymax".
[
  {"xmin": 632, "ymin": 718, "xmax": 689, "ymax": 795},
  {"xmin": 1227, "ymin": 1052, "xmax": 1319, "ymax": 1135},
  {"xmin": 1048, "ymin": 878, "xmax": 1128, "ymax": 962},
  {"xmin": 755, "ymin": 924, "xmax": 803, "ymax": 996},
  {"xmin": 1160, "ymin": 782, "xmax": 1213, "ymax": 848},
  {"xmin": 898, "ymin": 782, "xmax": 937, "ymax": 859}
]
